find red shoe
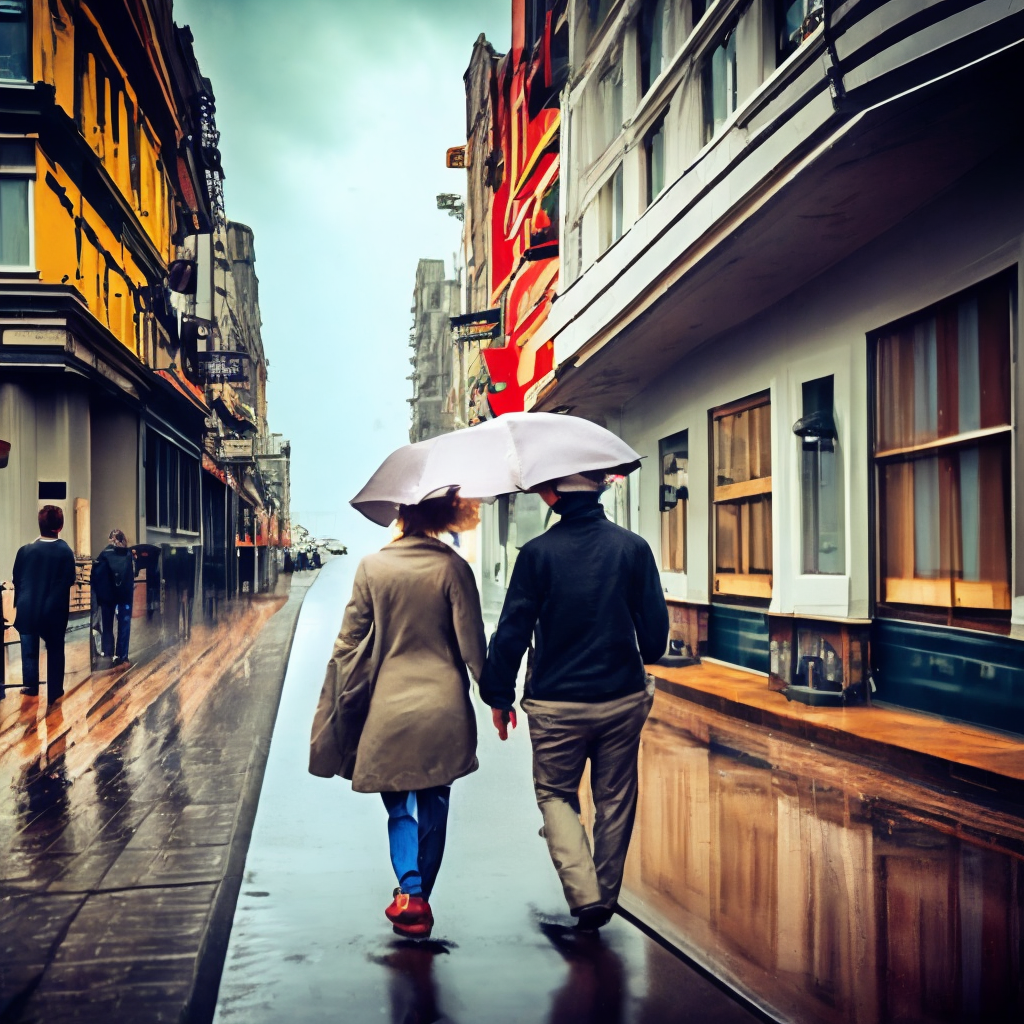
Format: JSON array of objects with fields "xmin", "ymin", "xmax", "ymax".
[{"xmin": 384, "ymin": 891, "xmax": 433, "ymax": 938}]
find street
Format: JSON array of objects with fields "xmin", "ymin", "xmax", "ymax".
[{"xmin": 213, "ymin": 556, "xmax": 759, "ymax": 1024}]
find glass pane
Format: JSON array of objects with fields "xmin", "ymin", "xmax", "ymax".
[
  {"xmin": 0, "ymin": 178, "xmax": 28, "ymax": 266},
  {"xmin": 876, "ymin": 279, "xmax": 1010, "ymax": 451},
  {"xmin": 612, "ymin": 164, "xmax": 623, "ymax": 241},
  {"xmin": 715, "ymin": 503, "xmax": 740, "ymax": 574},
  {"xmin": 0, "ymin": 8, "xmax": 29, "ymax": 83},
  {"xmin": 715, "ymin": 402, "xmax": 771, "ymax": 485},
  {"xmin": 801, "ymin": 445, "xmax": 843, "ymax": 574},
  {"xmin": 913, "ymin": 456, "xmax": 944, "ymax": 578},
  {"xmin": 650, "ymin": 125, "xmax": 664, "ymax": 199},
  {"xmin": 660, "ymin": 431, "xmax": 688, "ymax": 572},
  {"xmin": 715, "ymin": 496, "xmax": 772, "ymax": 576},
  {"xmin": 958, "ymin": 442, "xmax": 1010, "ymax": 585}
]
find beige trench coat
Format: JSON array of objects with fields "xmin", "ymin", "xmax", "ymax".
[{"xmin": 327, "ymin": 536, "xmax": 487, "ymax": 794}]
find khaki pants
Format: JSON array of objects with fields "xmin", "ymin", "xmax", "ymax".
[{"xmin": 522, "ymin": 687, "xmax": 653, "ymax": 913}]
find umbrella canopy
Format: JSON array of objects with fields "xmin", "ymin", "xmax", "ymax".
[{"xmin": 351, "ymin": 412, "xmax": 641, "ymax": 526}]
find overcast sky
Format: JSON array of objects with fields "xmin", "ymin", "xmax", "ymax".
[{"xmin": 174, "ymin": 0, "xmax": 510, "ymax": 552}]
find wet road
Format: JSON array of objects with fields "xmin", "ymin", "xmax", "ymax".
[
  {"xmin": 213, "ymin": 556, "xmax": 758, "ymax": 1024},
  {"xmin": 0, "ymin": 583, "xmax": 305, "ymax": 1022}
]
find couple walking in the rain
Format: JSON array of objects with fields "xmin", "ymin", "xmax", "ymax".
[{"xmin": 310, "ymin": 414, "xmax": 667, "ymax": 939}]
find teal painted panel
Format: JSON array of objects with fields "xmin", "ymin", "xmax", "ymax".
[
  {"xmin": 873, "ymin": 620, "xmax": 1024, "ymax": 735},
  {"xmin": 708, "ymin": 605, "xmax": 769, "ymax": 674}
]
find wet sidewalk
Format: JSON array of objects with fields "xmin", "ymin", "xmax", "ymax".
[
  {"xmin": 0, "ymin": 573, "xmax": 317, "ymax": 1022},
  {"xmin": 213, "ymin": 558, "xmax": 759, "ymax": 1024}
]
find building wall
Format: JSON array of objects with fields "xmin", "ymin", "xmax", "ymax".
[
  {"xmin": 621, "ymin": 146, "xmax": 1023, "ymax": 626},
  {"xmin": 409, "ymin": 259, "xmax": 461, "ymax": 442},
  {"xmin": 0, "ymin": 380, "xmax": 91, "ymax": 573},
  {"xmin": 90, "ymin": 404, "xmax": 141, "ymax": 552}
]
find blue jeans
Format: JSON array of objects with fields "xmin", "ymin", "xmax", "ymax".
[
  {"xmin": 100, "ymin": 603, "xmax": 132, "ymax": 660},
  {"xmin": 380, "ymin": 786, "xmax": 450, "ymax": 899}
]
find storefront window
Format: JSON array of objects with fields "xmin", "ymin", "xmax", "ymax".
[
  {"xmin": 874, "ymin": 275, "xmax": 1012, "ymax": 612},
  {"xmin": 659, "ymin": 431, "xmax": 688, "ymax": 572},
  {"xmin": 713, "ymin": 394, "xmax": 772, "ymax": 599},
  {"xmin": 146, "ymin": 430, "xmax": 201, "ymax": 533}
]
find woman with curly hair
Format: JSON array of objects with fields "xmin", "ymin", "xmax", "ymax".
[{"xmin": 313, "ymin": 489, "xmax": 485, "ymax": 939}]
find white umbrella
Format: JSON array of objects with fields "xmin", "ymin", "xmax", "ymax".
[{"xmin": 351, "ymin": 412, "xmax": 641, "ymax": 526}]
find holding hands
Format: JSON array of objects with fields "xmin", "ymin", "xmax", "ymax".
[{"xmin": 491, "ymin": 707, "xmax": 518, "ymax": 741}]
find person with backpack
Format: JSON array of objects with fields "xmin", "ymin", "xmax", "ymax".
[{"xmin": 92, "ymin": 529, "xmax": 137, "ymax": 666}]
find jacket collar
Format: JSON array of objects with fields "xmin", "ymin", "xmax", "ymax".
[
  {"xmin": 552, "ymin": 492, "xmax": 606, "ymax": 523},
  {"xmin": 387, "ymin": 535, "xmax": 453, "ymax": 552}
]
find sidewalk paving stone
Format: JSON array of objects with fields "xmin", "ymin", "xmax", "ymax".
[{"xmin": 0, "ymin": 569, "xmax": 320, "ymax": 1022}]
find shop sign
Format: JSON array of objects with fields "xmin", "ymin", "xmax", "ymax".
[{"xmin": 197, "ymin": 349, "xmax": 250, "ymax": 384}]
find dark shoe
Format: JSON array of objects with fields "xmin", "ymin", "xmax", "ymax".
[
  {"xmin": 573, "ymin": 904, "xmax": 614, "ymax": 931},
  {"xmin": 385, "ymin": 892, "xmax": 433, "ymax": 938},
  {"xmin": 20, "ymin": 687, "xmax": 39, "ymax": 697}
]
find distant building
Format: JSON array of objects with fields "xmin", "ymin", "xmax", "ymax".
[{"xmin": 408, "ymin": 259, "xmax": 460, "ymax": 443}]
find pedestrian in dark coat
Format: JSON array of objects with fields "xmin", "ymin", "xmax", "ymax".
[
  {"xmin": 92, "ymin": 529, "xmax": 136, "ymax": 666},
  {"xmin": 479, "ymin": 472, "xmax": 669, "ymax": 931},
  {"xmin": 11, "ymin": 505, "xmax": 77, "ymax": 703},
  {"xmin": 310, "ymin": 490, "xmax": 486, "ymax": 940}
]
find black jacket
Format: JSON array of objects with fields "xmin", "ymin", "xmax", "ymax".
[
  {"xmin": 92, "ymin": 545, "xmax": 136, "ymax": 605},
  {"xmin": 479, "ymin": 492, "xmax": 669, "ymax": 709},
  {"xmin": 12, "ymin": 538, "xmax": 77, "ymax": 635}
]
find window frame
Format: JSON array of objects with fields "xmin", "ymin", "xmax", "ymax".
[
  {"xmin": 0, "ymin": 138, "xmax": 34, "ymax": 271},
  {"xmin": 870, "ymin": 273, "xmax": 1014, "ymax": 620},
  {"xmin": 711, "ymin": 391, "xmax": 773, "ymax": 600},
  {"xmin": 0, "ymin": 0, "xmax": 30, "ymax": 85}
]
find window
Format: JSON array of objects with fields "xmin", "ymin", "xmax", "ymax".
[
  {"xmin": 0, "ymin": 0, "xmax": 28, "ymax": 82},
  {"xmin": 702, "ymin": 31, "xmax": 738, "ymax": 143},
  {"xmin": 713, "ymin": 394, "xmax": 772, "ymax": 598},
  {"xmin": 146, "ymin": 430, "xmax": 201, "ymax": 533},
  {"xmin": 660, "ymin": 431, "xmax": 688, "ymax": 572},
  {"xmin": 640, "ymin": 0, "xmax": 668, "ymax": 95},
  {"xmin": 588, "ymin": 0, "xmax": 614, "ymax": 33},
  {"xmin": 644, "ymin": 115, "xmax": 666, "ymax": 207},
  {"xmin": 588, "ymin": 66, "xmax": 623, "ymax": 163},
  {"xmin": 776, "ymin": 0, "xmax": 824, "ymax": 63},
  {"xmin": 0, "ymin": 139, "xmax": 32, "ymax": 267},
  {"xmin": 797, "ymin": 376, "xmax": 844, "ymax": 574},
  {"xmin": 525, "ymin": 0, "xmax": 547, "ymax": 53},
  {"xmin": 598, "ymin": 164, "xmax": 624, "ymax": 252},
  {"xmin": 691, "ymin": 0, "xmax": 708, "ymax": 28},
  {"xmin": 874, "ymin": 276, "xmax": 1012, "ymax": 613}
]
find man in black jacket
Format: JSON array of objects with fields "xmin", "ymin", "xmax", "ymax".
[
  {"xmin": 11, "ymin": 505, "xmax": 77, "ymax": 703},
  {"xmin": 479, "ymin": 472, "xmax": 668, "ymax": 930}
]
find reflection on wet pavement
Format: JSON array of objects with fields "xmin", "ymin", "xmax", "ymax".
[
  {"xmin": 0, "ymin": 591, "xmax": 293, "ymax": 1021},
  {"xmin": 214, "ymin": 558, "xmax": 758, "ymax": 1024},
  {"xmin": 620, "ymin": 692, "xmax": 1024, "ymax": 1023}
]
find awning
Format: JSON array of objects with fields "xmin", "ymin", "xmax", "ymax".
[{"xmin": 209, "ymin": 382, "xmax": 257, "ymax": 434}]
